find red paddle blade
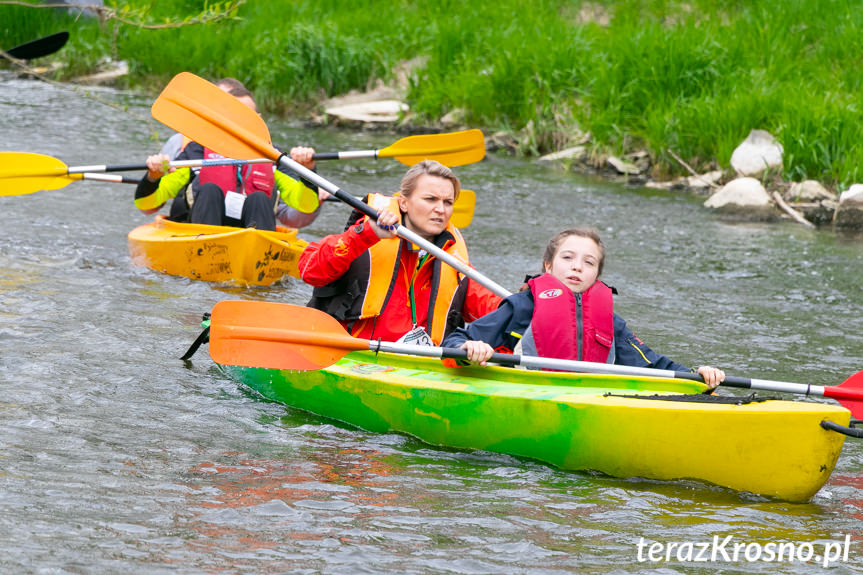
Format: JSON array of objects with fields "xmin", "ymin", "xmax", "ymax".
[
  {"xmin": 209, "ymin": 301, "xmax": 368, "ymax": 371},
  {"xmin": 827, "ymin": 370, "xmax": 863, "ymax": 418},
  {"xmin": 151, "ymin": 72, "xmax": 277, "ymax": 161}
]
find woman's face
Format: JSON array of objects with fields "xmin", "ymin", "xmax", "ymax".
[
  {"xmin": 397, "ymin": 174, "xmax": 455, "ymax": 240},
  {"xmin": 544, "ymin": 235, "xmax": 602, "ymax": 294}
]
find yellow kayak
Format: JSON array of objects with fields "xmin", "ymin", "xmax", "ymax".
[{"xmin": 127, "ymin": 216, "xmax": 308, "ymax": 285}]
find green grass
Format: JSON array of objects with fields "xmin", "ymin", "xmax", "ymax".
[{"xmin": 3, "ymin": 0, "xmax": 863, "ymax": 189}]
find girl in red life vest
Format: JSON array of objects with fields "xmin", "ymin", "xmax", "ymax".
[{"xmin": 442, "ymin": 227, "xmax": 726, "ymax": 389}]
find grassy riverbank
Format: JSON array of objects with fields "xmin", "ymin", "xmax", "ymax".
[{"xmin": 4, "ymin": 0, "xmax": 863, "ymax": 188}]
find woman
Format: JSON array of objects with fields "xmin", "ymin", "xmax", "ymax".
[
  {"xmin": 442, "ymin": 227, "xmax": 726, "ymax": 388},
  {"xmin": 298, "ymin": 160, "xmax": 501, "ymax": 345}
]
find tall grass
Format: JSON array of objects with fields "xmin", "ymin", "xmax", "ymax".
[{"xmin": 3, "ymin": 0, "xmax": 863, "ymax": 188}]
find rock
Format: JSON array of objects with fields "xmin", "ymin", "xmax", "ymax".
[
  {"xmin": 834, "ymin": 184, "xmax": 863, "ymax": 228},
  {"xmin": 730, "ymin": 129, "xmax": 783, "ymax": 177},
  {"xmin": 704, "ymin": 177, "xmax": 776, "ymax": 219},
  {"xmin": 487, "ymin": 131, "xmax": 518, "ymax": 154},
  {"xmin": 839, "ymin": 183, "xmax": 863, "ymax": 202},
  {"xmin": 685, "ymin": 170, "xmax": 723, "ymax": 191},
  {"xmin": 538, "ymin": 145, "xmax": 587, "ymax": 162},
  {"xmin": 606, "ymin": 155, "xmax": 641, "ymax": 175},
  {"xmin": 324, "ymin": 99, "xmax": 408, "ymax": 124},
  {"xmin": 440, "ymin": 107, "xmax": 467, "ymax": 127},
  {"xmin": 73, "ymin": 60, "xmax": 128, "ymax": 85},
  {"xmin": 785, "ymin": 180, "xmax": 835, "ymax": 202},
  {"xmin": 320, "ymin": 86, "xmax": 408, "ymax": 125}
]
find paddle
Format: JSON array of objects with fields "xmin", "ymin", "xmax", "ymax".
[
  {"xmin": 0, "ymin": 152, "xmax": 272, "ymax": 196},
  {"xmin": 312, "ymin": 129, "xmax": 485, "ymax": 167},
  {"xmin": 151, "ymin": 72, "xmax": 510, "ymax": 298},
  {"xmin": 208, "ymin": 300, "xmax": 863, "ymax": 418},
  {"xmin": 323, "ymin": 188, "xmax": 476, "ymax": 228},
  {"xmin": 4, "ymin": 31, "xmax": 69, "ymax": 60}
]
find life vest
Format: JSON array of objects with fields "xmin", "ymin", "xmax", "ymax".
[
  {"xmin": 308, "ymin": 194, "xmax": 469, "ymax": 344},
  {"xmin": 196, "ymin": 147, "xmax": 275, "ymax": 197},
  {"xmin": 526, "ymin": 273, "xmax": 614, "ymax": 362}
]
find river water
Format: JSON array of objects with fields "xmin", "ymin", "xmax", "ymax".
[{"xmin": 2, "ymin": 73, "xmax": 863, "ymax": 574}]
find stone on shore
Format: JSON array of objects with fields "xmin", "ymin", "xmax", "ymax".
[
  {"xmin": 782, "ymin": 180, "xmax": 837, "ymax": 226},
  {"xmin": 730, "ymin": 130, "xmax": 783, "ymax": 177},
  {"xmin": 704, "ymin": 177, "xmax": 776, "ymax": 219},
  {"xmin": 834, "ymin": 184, "xmax": 863, "ymax": 228},
  {"xmin": 320, "ymin": 86, "xmax": 408, "ymax": 126}
]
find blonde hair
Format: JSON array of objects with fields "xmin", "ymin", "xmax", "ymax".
[
  {"xmin": 542, "ymin": 227, "xmax": 606, "ymax": 276},
  {"xmin": 399, "ymin": 160, "xmax": 460, "ymax": 200}
]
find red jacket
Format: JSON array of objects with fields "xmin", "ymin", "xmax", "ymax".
[{"xmin": 299, "ymin": 218, "xmax": 501, "ymax": 343}]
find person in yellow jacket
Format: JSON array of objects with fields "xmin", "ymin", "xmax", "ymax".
[{"xmin": 134, "ymin": 81, "xmax": 324, "ymax": 230}]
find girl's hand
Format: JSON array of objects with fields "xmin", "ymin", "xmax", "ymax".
[
  {"xmin": 460, "ymin": 340, "xmax": 495, "ymax": 366},
  {"xmin": 697, "ymin": 366, "xmax": 726, "ymax": 389}
]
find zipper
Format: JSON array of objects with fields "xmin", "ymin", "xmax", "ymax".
[{"xmin": 575, "ymin": 292, "xmax": 583, "ymax": 361}]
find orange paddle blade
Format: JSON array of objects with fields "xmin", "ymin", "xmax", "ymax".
[
  {"xmin": 379, "ymin": 129, "xmax": 486, "ymax": 167},
  {"xmin": 209, "ymin": 301, "xmax": 369, "ymax": 371},
  {"xmin": 151, "ymin": 72, "xmax": 278, "ymax": 161}
]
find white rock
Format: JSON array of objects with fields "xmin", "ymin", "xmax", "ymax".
[
  {"xmin": 704, "ymin": 177, "xmax": 773, "ymax": 215},
  {"xmin": 539, "ymin": 146, "xmax": 586, "ymax": 162},
  {"xmin": 324, "ymin": 100, "xmax": 408, "ymax": 123},
  {"xmin": 839, "ymin": 184, "xmax": 863, "ymax": 203},
  {"xmin": 787, "ymin": 180, "xmax": 834, "ymax": 202},
  {"xmin": 730, "ymin": 129, "xmax": 783, "ymax": 177}
]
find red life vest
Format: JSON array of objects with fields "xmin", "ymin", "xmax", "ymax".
[
  {"xmin": 527, "ymin": 273, "xmax": 614, "ymax": 362},
  {"xmin": 197, "ymin": 147, "xmax": 275, "ymax": 197}
]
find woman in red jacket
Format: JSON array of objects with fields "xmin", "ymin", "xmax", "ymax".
[{"xmin": 299, "ymin": 160, "xmax": 500, "ymax": 345}]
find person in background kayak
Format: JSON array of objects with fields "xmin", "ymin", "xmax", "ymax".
[
  {"xmin": 134, "ymin": 79, "xmax": 325, "ymax": 230},
  {"xmin": 298, "ymin": 160, "xmax": 501, "ymax": 346},
  {"xmin": 443, "ymin": 227, "xmax": 726, "ymax": 389}
]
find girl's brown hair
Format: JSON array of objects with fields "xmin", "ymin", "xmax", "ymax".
[{"xmin": 542, "ymin": 227, "xmax": 606, "ymax": 276}]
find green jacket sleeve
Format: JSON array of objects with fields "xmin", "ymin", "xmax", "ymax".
[
  {"xmin": 273, "ymin": 170, "xmax": 320, "ymax": 214},
  {"xmin": 134, "ymin": 168, "xmax": 193, "ymax": 212}
]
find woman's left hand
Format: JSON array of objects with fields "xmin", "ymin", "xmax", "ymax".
[{"xmin": 697, "ymin": 366, "xmax": 726, "ymax": 389}]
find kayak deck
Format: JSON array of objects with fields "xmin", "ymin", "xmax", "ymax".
[
  {"xmin": 127, "ymin": 215, "xmax": 307, "ymax": 285},
  {"xmin": 219, "ymin": 350, "xmax": 849, "ymax": 502}
]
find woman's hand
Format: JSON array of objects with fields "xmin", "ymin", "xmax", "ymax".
[
  {"xmin": 460, "ymin": 340, "xmax": 495, "ymax": 366},
  {"xmin": 372, "ymin": 208, "xmax": 399, "ymax": 239},
  {"xmin": 697, "ymin": 365, "xmax": 726, "ymax": 389},
  {"xmin": 145, "ymin": 153, "xmax": 172, "ymax": 182}
]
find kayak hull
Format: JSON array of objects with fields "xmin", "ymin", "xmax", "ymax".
[
  {"xmin": 127, "ymin": 216, "xmax": 307, "ymax": 285},
  {"xmin": 218, "ymin": 351, "xmax": 849, "ymax": 502}
]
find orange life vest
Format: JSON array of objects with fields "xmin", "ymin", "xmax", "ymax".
[{"xmin": 309, "ymin": 194, "xmax": 470, "ymax": 344}]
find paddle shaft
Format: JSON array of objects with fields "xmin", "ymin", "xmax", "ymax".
[
  {"xmin": 314, "ymin": 151, "xmax": 378, "ymax": 161},
  {"xmin": 66, "ymin": 158, "xmax": 272, "ymax": 175},
  {"xmin": 367, "ymin": 340, "xmax": 847, "ymax": 401},
  {"xmin": 80, "ymin": 173, "xmax": 141, "ymax": 184},
  {"xmin": 275, "ymin": 152, "xmax": 511, "ymax": 299}
]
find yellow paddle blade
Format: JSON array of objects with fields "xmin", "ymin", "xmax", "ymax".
[
  {"xmin": 151, "ymin": 72, "xmax": 278, "ymax": 161},
  {"xmin": 380, "ymin": 129, "xmax": 485, "ymax": 167},
  {"xmin": 0, "ymin": 152, "xmax": 76, "ymax": 196},
  {"xmin": 209, "ymin": 301, "xmax": 369, "ymax": 371},
  {"xmin": 451, "ymin": 188, "xmax": 475, "ymax": 228}
]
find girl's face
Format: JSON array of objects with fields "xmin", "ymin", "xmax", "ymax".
[{"xmin": 544, "ymin": 235, "xmax": 602, "ymax": 294}]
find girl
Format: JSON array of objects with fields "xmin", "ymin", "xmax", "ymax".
[{"xmin": 442, "ymin": 227, "xmax": 725, "ymax": 388}]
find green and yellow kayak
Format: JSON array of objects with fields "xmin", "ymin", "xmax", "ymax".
[
  {"xmin": 218, "ymin": 350, "xmax": 849, "ymax": 502},
  {"xmin": 127, "ymin": 215, "xmax": 307, "ymax": 285}
]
